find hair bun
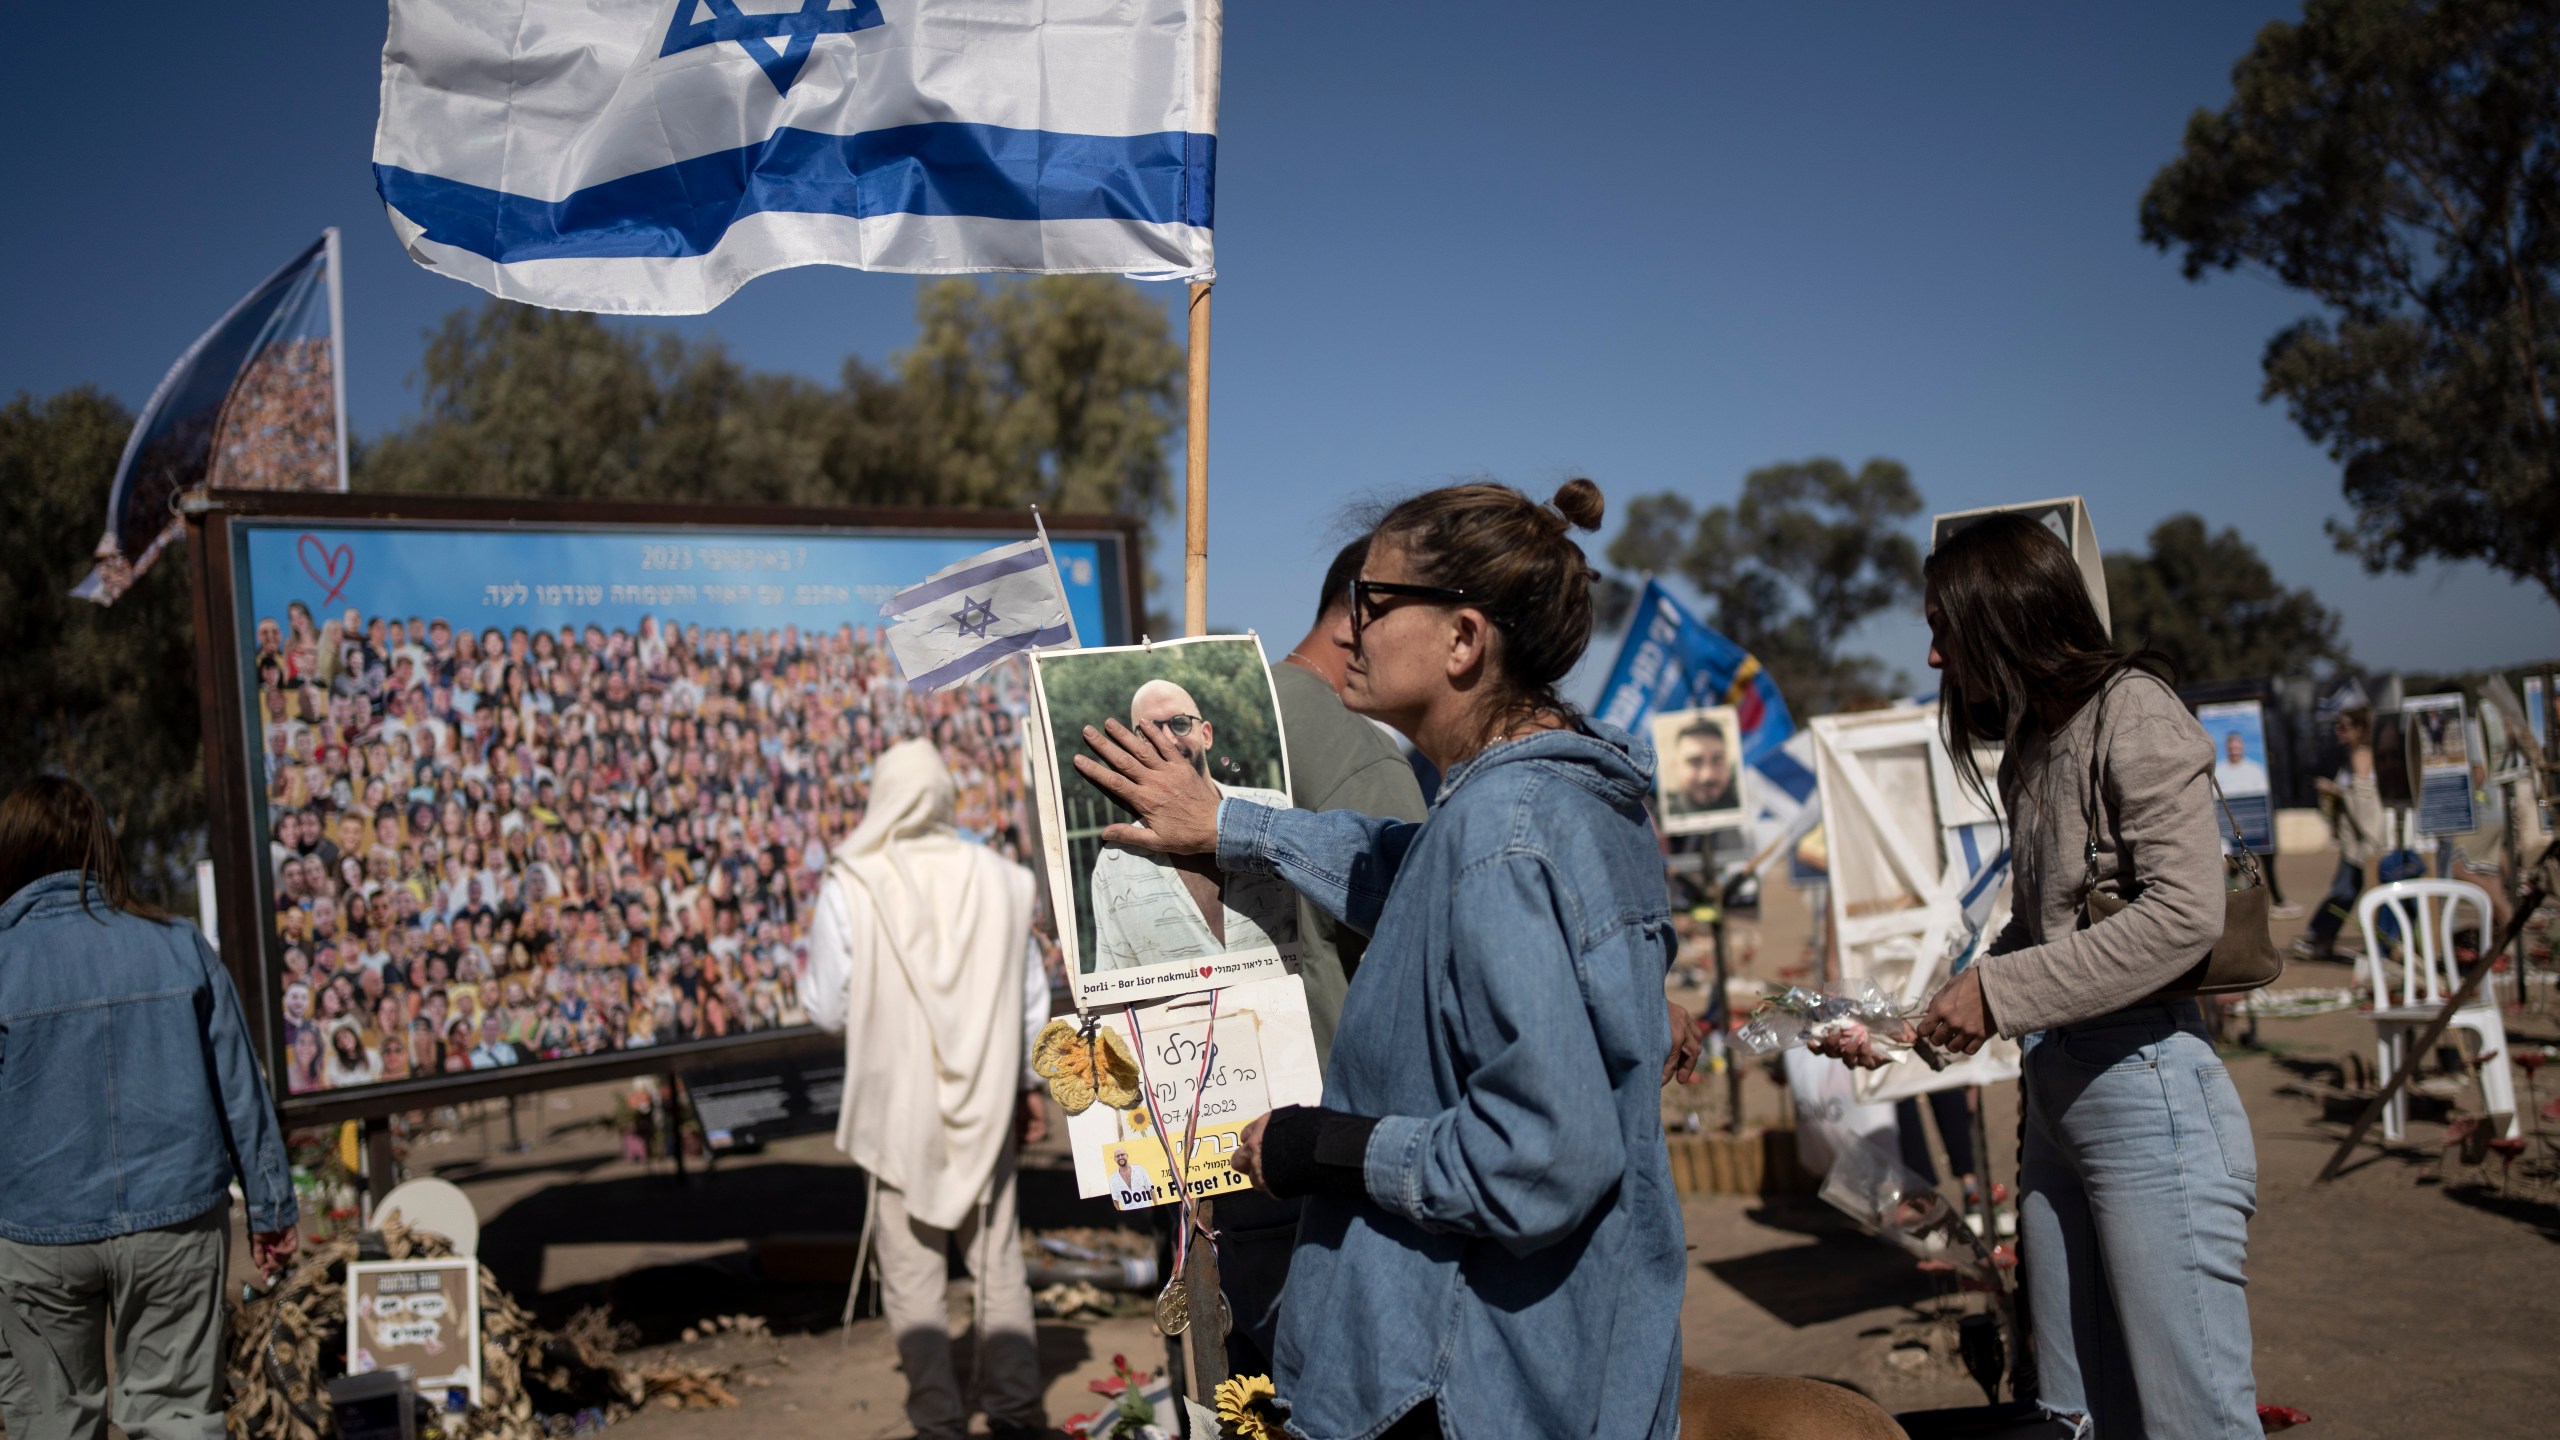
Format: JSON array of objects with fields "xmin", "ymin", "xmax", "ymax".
[{"xmin": 1550, "ymin": 478, "xmax": 1605, "ymax": 532}]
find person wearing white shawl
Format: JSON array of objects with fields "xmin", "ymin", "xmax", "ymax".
[{"xmin": 804, "ymin": 739, "xmax": 1051, "ymax": 1440}]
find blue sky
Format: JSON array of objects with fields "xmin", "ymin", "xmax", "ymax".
[{"xmin": 4, "ymin": 3, "xmax": 2554, "ymax": 681}]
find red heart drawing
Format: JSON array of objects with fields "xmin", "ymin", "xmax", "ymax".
[
  {"xmin": 298, "ymin": 534, "xmax": 354, "ymax": 607},
  {"xmin": 1199, "ymin": 966, "xmax": 1214, "ymax": 978}
]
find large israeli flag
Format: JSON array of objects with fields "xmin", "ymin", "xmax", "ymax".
[{"xmin": 374, "ymin": 0, "xmax": 1221, "ymax": 314}]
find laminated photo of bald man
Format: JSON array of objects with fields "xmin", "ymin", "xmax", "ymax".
[{"xmin": 1029, "ymin": 635, "xmax": 1301, "ymax": 1005}]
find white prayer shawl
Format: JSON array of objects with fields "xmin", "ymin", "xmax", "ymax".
[{"xmin": 805, "ymin": 739, "xmax": 1034, "ymax": 1230}]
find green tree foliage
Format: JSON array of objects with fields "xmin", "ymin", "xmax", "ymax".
[
  {"xmin": 4, "ymin": 278, "xmax": 1182, "ymax": 900},
  {"xmin": 1607, "ymin": 458, "xmax": 1924, "ymax": 716},
  {"xmin": 2140, "ymin": 0, "xmax": 2560, "ymax": 609},
  {"xmin": 356, "ymin": 276, "xmax": 1184, "ymax": 525},
  {"xmin": 892, "ymin": 277, "xmax": 1185, "ymax": 516},
  {"xmin": 2103, "ymin": 513, "xmax": 2349, "ymax": 685},
  {"xmin": 0, "ymin": 389, "xmax": 205, "ymax": 903}
]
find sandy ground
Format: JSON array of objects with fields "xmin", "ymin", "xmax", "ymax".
[{"xmin": 146, "ymin": 848, "xmax": 2560, "ymax": 1437}]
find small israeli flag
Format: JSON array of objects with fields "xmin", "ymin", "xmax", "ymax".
[
  {"xmin": 373, "ymin": 0, "xmax": 1220, "ymax": 314},
  {"xmin": 883, "ymin": 537, "xmax": 1077, "ymax": 691}
]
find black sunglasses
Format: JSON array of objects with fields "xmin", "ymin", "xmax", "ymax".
[
  {"xmin": 1348, "ymin": 579, "xmax": 1471, "ymax": 641},
  {"xmin": 1143, "ymin": 714, "xmax": 1206, "ymax": 737}
]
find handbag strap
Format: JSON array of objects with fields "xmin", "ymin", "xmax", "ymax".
[
  {"xmin": 2080, "ymin": 688, "xmax": 2110, "ymax": 902},
  {"xmin": 2077, "ymin": 675, "xmax": 2263, "ymax": 903}
]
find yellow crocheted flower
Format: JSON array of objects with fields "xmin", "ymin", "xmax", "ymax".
[
  {"xmin": 1093, "ymin": 1026, "xmax": 1143, "ymax": 1110},
  {"xmin": 1032, "ymin": 1021, "xmax": 1146, "ymax": 1115},
  {"xmin": 1032, "ymin": 1019, "xmax": 1099, "ymax": 1114},
  {"xmin": 1215, "ymin": 1374, "xmax": 1278, "ymax": 1439}
]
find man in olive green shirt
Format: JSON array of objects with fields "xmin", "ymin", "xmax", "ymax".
[
  {"xmin": 1222, "ymin": 537, "xmax": 1431, "ymax": 1371},
  {"xmin": 1268, "ymin": 541, "xmax": 1433, "ymax": 1059}
]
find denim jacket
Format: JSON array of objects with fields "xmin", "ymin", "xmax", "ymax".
[
  {"xmin": 1218, "ymin": 723, "xmax": 1684, "ymax": 1440},
  {"xmin": 0, "ymin": 873, "xmax": 298, "ymax": 1244}
]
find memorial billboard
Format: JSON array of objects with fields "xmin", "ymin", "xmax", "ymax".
[{"xmin": 187, "ymin": 492, "xmax": 1138, "ymax": 1120}]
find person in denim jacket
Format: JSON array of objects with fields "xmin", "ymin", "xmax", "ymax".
[
  {"xmin": 1076, "ymin": 480, "xmax": 1684, "ymax": 1440},
  {"xmin": 0, "ymin": 777, "xmax": 299, "ymax": 1440}
]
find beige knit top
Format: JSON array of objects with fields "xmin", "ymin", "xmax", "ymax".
[{"xmin": 1974, "ymin": 669, "xmax": 2225, "ymax": 1036}]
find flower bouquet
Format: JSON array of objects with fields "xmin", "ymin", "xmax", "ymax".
[{"xmin": 1736, "ymin": 981, "xmax": 1931, "ymax": 1063}]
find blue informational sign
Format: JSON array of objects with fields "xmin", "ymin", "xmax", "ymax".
[
  {"xmin": 2194, "ymin": 699, "xmax": 2276, "ymax": 853},
  {"xmin": 227, "ymin": 515, "xmax": 1129, "ymax": 1105},
  {"xmin": 239, "ymin": 524, "xmax": 1118, "ymax": 661},
  {"xmin": 2403, "ymin": 693, "xmax": 2478, "ymax": 837}
]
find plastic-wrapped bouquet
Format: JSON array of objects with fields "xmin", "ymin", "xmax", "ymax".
[
  {"xmin": 1735, "ymin": 981, "xmax": 1931, "ymax": 1061},
  {"xmin": 1817, "ymin": 1132, "xmax": 1997, "ymax": 1281}
]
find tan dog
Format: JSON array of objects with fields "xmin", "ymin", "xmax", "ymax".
[{"xmin": 1679, "ymin": 1368, "xmax": 1910, "ymax": 1440}]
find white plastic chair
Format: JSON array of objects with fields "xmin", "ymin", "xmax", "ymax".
[{"xmin": 2358, "ymin": 879, "xmax": 2517, "ymax": 1141}]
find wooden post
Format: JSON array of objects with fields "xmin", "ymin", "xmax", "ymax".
[
  {"xmin": 361, "ymin": 1115, "xmax": 398, "ymax": 1219},
  {"xmin": 1182, "ymin": 1199, "xmax": 1227, "ymax": 1406},
  {"xmin": 1174, "ymin": 277, "xmax": 1229, "ymax": 1415},
  {"xmin": 1184, "ymin": 282, "xmax": 1212, "ymax": 637},
  {"xmin": 2536, "ymin": 664, "xmax": 2558, "ymax": 1009}
]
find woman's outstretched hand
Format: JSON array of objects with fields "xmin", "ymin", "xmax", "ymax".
[{"xmin": 1071, "ymin": 718, "xmax": 1222, "ymax": 855}]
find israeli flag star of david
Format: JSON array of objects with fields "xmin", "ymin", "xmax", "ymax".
[
  {"xmin": 881, "ymin": 536, "xmax": 1077, "ymax": 692},
  {"xmin": 375, "ymin": 0, "xmax": 1220, "ymax": 314}
]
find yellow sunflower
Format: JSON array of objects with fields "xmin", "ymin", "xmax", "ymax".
[{"xmin": 1214, "ymin": 1374, "xmax": 1278, "ymax": 1439}]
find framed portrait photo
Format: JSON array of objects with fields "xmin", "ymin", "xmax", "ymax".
[
  {"xmin": 1029, "ymin": 635, "xmax": 1299, "ymax": 1008},
  {"xmin": 2193, "ymin": 699, "xmax": 2276, "ymax": 853},
  {"xmin": 1651, "ymin": 704, "xmax": 1749, "ymax": 836}
]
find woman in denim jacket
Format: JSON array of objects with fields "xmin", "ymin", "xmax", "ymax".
[
  {"xmin": 1826, "ymin": 515, "xmax": 2258, "ymax": 1437},
  {"xmin": 0, "ymin": 777, "xmax": 301, "ymax": 1440},
  {"xmin": 1076, "ymin": 480, "xmax": 1684, "ymax": 1440}
]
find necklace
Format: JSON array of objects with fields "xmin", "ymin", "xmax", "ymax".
[{"xmin": 1281, "ymin": 650, "xmax": 1324, "ymax": 674}]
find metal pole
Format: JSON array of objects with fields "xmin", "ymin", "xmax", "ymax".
[
  {"xmin": 1711, "ymin": 905, "xmax": 1739, "ymax": 1133},
  {"xmin": 1183, "ymin": 283, "xmax": 1212, "ymax": 637},
  {"xmin": 323, "ymin": 226, "xmax": 350, "ymax": 493},
  {"xmin": 1966, "ymin": 1086, "xmax": 2014, "ymax": 1398}
]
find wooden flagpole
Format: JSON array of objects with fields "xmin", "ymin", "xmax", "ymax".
[
  {"xmin": 1176, "ymin": 283, "xmax": 1229, "ymax": 1403},
  {"xmin": 1172, "ymin": 2, "xmax": 1227, "ymax": 1403},
  {"xmin": 1184, "ymin": 281, "xmax": 1213, "ymax": 638}
]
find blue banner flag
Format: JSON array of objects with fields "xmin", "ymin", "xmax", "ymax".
[{"xmin": 73, "ymin": 232, "xmax": 346, "ymax": 605}]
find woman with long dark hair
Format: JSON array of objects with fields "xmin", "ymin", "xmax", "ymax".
[
  {"xmin": 1827, "ymin": 513, "xmax": 2256, "ymax": 1436},
  {"xmin": 0, "ymin": 776, "xmax": 301, "ymax": 1438},
  {"xmin": 1076, "ymin": 481, "xmax": 1683, "ymax": 1440}
]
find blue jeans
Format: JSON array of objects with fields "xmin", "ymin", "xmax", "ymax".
[{"xmin": 2020, "ymin": 1003, "xmax": 2258, "ymax": 1438}]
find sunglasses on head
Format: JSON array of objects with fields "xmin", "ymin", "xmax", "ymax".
[{"xmin": 1348, "ymin": 578, "xmax": 1472, "ymax": 642}]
